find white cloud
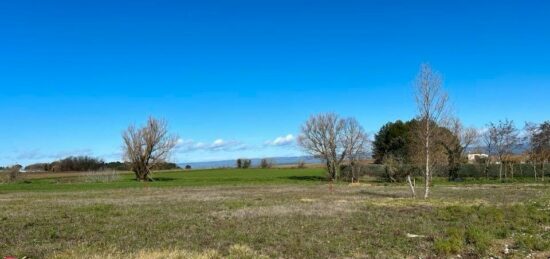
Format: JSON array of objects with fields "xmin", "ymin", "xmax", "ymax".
[
  {"xmin": 177, "ymin": 138, "xmax": 247, "ymax": 152},
  {"xmin": 212, "ymin": 139, "xmax": 225, "ymax": 147},
  {"xmin": 176, "ymin": 138, "xmax": 209, "ymax": 152},
  {"xmin": 266, "ymin": 134, "xmax": 295, "ymax": 146},
  {"xmin": 208, "ymin": 139, "xmax": 247, "ymax": 151}
]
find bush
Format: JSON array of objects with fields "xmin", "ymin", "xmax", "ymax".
[
  {"xmin": 260, "ymin": 159, "xmax": 273, "ymax": 169},
  {"xmin": 236, "ymin": 159, "xmax": 252, "ymax": 169},
  {"xmin": 185, "ymin": 165, "xmax": 192, "ymax": 170},
  {"xmin": 7, "ymin": 165, "xmax": 23, "ymax": 183},
  {"xmin": 516, "ymin": 234, "xmax": 550, "ymax": 251},
  {"xmin": 150, "ymin": 162, "xmax": 180, "ymax": 170},
  {"xmin": 1, "ymin": 165, "xmax": 23, "ymax": 183},
  {"xmin": 339, "ymin": 163, "xmax": 370, "ymax": 182},
  {"xmin": 465, "ymin": 227, "xmax": 491, "ymax": 255},
  {"xmin": 236, "ymin": 159, "xmax": 242, "ymax": 168},
  {"xmin": 104, "ymin": 161, "xmax": 129, "ymax": 171},
  {"xmin": 42, "ymin": 156, "xmax": 105, "ymax": 172},
  {"xmin": 297, "ymin": 160, "xmax": 306, "ymax": 168},
  {"xmin": 434, "ymin": 238, "xmax": 463, "ymax": 255},
  {"xmin": 434, "ymin": 227, "xmax": 464, "ymax": 255},
  {"xmin": 242, "ymin": 159, "xmax": 252, "ymax": 169},
  {"xmin": 380, "ymin": 155, "xmax": 420, "ymax": 182}
]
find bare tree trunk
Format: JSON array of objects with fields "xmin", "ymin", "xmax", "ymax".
[
  {"xmin": 134, "ymin": 165, "xmax": 153, "ymax": 182},
  {"xmin": 532, "ymin": 161, "xmax": 537, "ymax": 182},
  {"xmin": 504, "ymin": 162, "xmax": 507, "ymax": 179},
  {"xmin": 424, "ymin": 122, "xmax": 430, "ymax": 199},
  {"xmin": 350, "ymin": 160, "xmax": 355, "ymax": 183},
  {"xmin": 485, "ymin": 161, "xmax": 489, "ymax": 179},
  {"xmin": 326, "ymin": 160, "xmax": 332, "ymax": 180},
  {"xmin": 333, "ymin": 161, "xmax": 339, "ymax": 181},
  {"xmin": 407, "ymin": 175, "xmax": 416, "ymax": 198},
  {"xmin": 499, "ymin": 162, "xmax": 503, "ymax": 181},
  {"xmin": 543, "ymin": 161, "xmax": 546, "ymax": 182}
]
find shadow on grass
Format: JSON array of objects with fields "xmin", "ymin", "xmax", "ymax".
[
  {"xmin": 151, "ymin": 177, "xmax": 177, "ymax": 182},
  {"xmin": 283, "ymin": 176, "xmax": 326, "ymax": 181},
  {"xmin": 359, "ymin": 190, "xmax": 404, "ymax": 198}
]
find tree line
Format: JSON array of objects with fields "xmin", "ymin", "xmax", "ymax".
[
  {"xmin": 115, "ymin": 63, "xmax": 548, "ymax": 198},
  {"xmin": 235, "ymin": 158, "xmax": 274, "ymax": 169},
  {"xmin": 295, "ymin": 64, "xmax": 549, "ymax": 198},
  {"xmin": 23, "ymin": 156, "xmax": 179, "ymax": 172}
]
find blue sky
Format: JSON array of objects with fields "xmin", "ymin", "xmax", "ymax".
[{"xmin": 1, "ymin": 0, "xmax": 549, "ymax": 165}]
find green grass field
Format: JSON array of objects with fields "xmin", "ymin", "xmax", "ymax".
[
  {"xmin": 0, "ymin": 168, "xmax": 326, "ymax": 192},
  {"xmin": 1, "ymin": 168, "xmax": 549, "ymax": 258}
]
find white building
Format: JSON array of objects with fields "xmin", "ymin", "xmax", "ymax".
[{"xmin": 467, "ymin": 153, "xmax": 489, "ymax": 164}]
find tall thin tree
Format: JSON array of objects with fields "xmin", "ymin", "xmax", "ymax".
[
  {"xmin": 486, "ymin": 120, "xmax": 519, "ymax": 181},
  {"xmin": 524, "ymin": 122, "xmax": 540, "ymax": 181},
  {"xmin": 342, "ymin": 118, "xmax": 369, "ymax": 182},
  {"xmin": 414, "ymin": 64, "xmax": 449, "ymax": 199}
]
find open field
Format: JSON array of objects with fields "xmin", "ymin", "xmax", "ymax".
[
  {"xmin": 1, "ymin": 168, "xmax": 549, "ymax": 258},
  {"xmin": 0, "ymin": 168, "xmax": 325, "ymax": 192}
]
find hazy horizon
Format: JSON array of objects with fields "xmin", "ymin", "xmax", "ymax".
[{"xmin": 1, "ymin": 1, "xmax": 549, "ymax": 165}]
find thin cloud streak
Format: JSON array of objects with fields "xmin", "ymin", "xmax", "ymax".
[
  {"xmin": 176, "ymin": 138, "xmax": 248, "ymax": 153},
  {"xmin": 265, "ymin": 134, "xmax": 295, "ymax": 146}
]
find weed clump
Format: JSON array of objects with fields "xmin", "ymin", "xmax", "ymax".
[
  {"xmin": 465, "ymin": 227, "xmax": 491, "ymax": 255},
  {"xmin": 515, "ymin": 234, "xmax": 550, "ymax": 251},
  {"xmin": 434, "ymin": 227, "xmax": 464, "ymax": 255}
]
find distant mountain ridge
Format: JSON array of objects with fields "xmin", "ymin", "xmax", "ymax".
[{"xmin": 178, "ymin": 156, "xmax": 321, "ymax": 169}]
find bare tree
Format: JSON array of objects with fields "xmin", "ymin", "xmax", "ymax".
[
  {"xmin": 486, "ymin": 119, "xmax": 519, "ymax": 181},
  {"xmin": 298, "ymin": 113, "xmax": 367, "ymax": 181},
  {"xmin": 5, "ymin": 164, "xmax": 23, "ymax": 183},
  {"xmin": 296, "ymin": 160, "xmax": 306, "ymax": 169},
  {"xmin": 483, "ymin": 126, "xmax": 498, "ymax": 178},
  {"xmin": 236, "ymin": 159, "xmax": 243, "ymax": 168},
  {"xmin": 441, "ymin": 118, "xmax": 479, "ymax": 180},
  {"xmin": 414, "ymin": 63, "xmax": 449, "ymax": 199},
  {"xmin": 242, "ymin": 159, "xmax": 252, "ymax": 169},
  {"xmin": 524, "ymin": 122, "xmax": 540, "ymax": 180},
  {"xmin": 342, "ymin": 118, "xmax": 369, "ymax": 182},
  {"xmin": 532, "ymin": 121, "xmax": 550, "ymax": 181},
  {"xmin": 122, "ymin": 117, "xmax": 178, "ymax": 181},
  {"xmin": 260, "ymin": 158, "xmax": 273, "ymax": 169}
]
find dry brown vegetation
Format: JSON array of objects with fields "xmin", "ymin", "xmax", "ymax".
[{"xmin": 1, "ymin": 175, "xmax": 549, "ymax": 258}]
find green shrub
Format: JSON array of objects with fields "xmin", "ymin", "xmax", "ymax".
[
  {"xmin": 465, "ymin": 227, "xmax": 491, "ymax": 255},
  {"xmin": 477, "ymin": 206, "xmax": 505, "ymax": 225},
  {"xmin": 437, "ymin": 206, "xmax": 475, "ymax": 221},
  {"xmin": 434, "ymin": 237, "xmax": 463, "ymax": 255},
  {"xmin": 236, "ymin": 159, "xmax": 252, "ymax": 169},
  {"xmin": 434, "ymin": 227, "xmax": 464, "ymax": 255},
  {"xmin": 516, "ymin": 234, "xmax": 550, "ymax": 251},
  {"xmin": 260, "ymin": 159, "xmax": 273, "ymax": 169}
]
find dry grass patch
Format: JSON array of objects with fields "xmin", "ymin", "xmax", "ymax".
[
  {"xmin": 1, "ymin": 183, "xmax": 548, "ymax": 258},
  {"xmin": 213, "ymin": 200, "xmax": 358, "ymax": 218},
  {"xmin": 53, "ymin": 244, "xmax": 267, "ymax": 259}
]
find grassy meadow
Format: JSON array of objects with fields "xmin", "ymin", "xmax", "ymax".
[{"xmin": 1, "ymin": 168, "xmax": 549, "ymax": 258}]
